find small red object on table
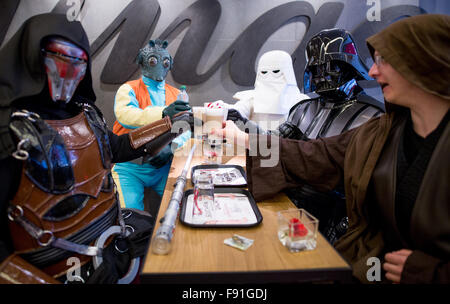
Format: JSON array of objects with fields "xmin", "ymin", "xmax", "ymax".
[{"xmin": 289, "ymin": 218, "xmax": 308, "ymax": 237}]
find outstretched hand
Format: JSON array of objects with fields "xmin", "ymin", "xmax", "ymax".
[
  {"xmin": 171, "ymin": 111, "xmax": 194, "ymax": 133},
  {"xmin": 210, "ymin": 120, "xmax": 249, "ymax": 148},
  {"xmin": 227, "ymin": 108, "xmax": 248, "ymax": 124},
  {"xmin": 162, "ymin": 100, "xmax": 191, "ymax": 119}
]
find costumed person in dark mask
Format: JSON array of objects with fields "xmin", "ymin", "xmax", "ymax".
[
  {"xmin": 0, "ymin": 13, "xmax": 193, "ymax": 284},
  {"xmin": 282, "ymin": 28, "xmax": 386, "ymax": 244},
  {"xmin": 228, "ymin": 29, "xmax": 385, "ymax": 244},
  {"xmin": 214, "ymin": 14, "xmax": 449, "ymax": 284},
  {"xmin": 112, "ymin": 39, "xmax": 191, "ymax": 211}
]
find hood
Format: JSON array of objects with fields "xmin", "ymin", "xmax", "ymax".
[
  {"xmin": 366, "ymin": 14, "xmax": 450, "ymax": 112},
  {"xmin": 0, "ymin": 13, "xmax": 95, "ymax": 160}
]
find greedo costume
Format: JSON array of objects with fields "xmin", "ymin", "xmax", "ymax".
[
  {"xmin": 0, "ymin": 13, "xmax": 190, "ymax": 284},
  {"xmin": 246, "ymin": 14, "xmax": 449, "ymax": 283},
  {"xmin": 230, "ymin": 50, "xmax": 309, "ymax": 131},
  {"xmin": 112, "ymin": 39, "xmax": 191, "ymax": 210}
]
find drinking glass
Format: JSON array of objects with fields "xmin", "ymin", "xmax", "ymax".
[
  {"xmin": 192, "ymin": 173, "xmax": 215, "ymax": 217},
  {"xmin": 277, "ymin": 209, "xmax": 319, "ymax": 252}
]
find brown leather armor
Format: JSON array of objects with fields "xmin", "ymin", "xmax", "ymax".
[
  {"xmin": 0, "ymin": 254, "xmax": 59, "ymax": 284},
  {"xmin": 8, "ymin": 110, "xmax": 117, "ymax": 279}
]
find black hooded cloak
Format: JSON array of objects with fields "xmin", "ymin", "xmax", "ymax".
[
  {"xmin": 0, "ymin": 13, "xmax": 96, "ymax": 160},
  {"xmin": 0, "ymin": 13, "xmax": 146, "ymax": 264}
]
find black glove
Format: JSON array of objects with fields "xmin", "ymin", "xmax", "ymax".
[
  {"xmin": 171, "ymin": 111, "xmax": 194, "ymax": 133},
  {"xmin": 141, "ymin": 112, "xmax": 193, "ymax": 158},
  {"xmin": 227, "ymin": 108, "xmax": 268, "ymax": 134},
  {"xmin": 278, "ymin": 122, "xmax": 304, "ymax": 140},
  {"xmin": 227, "ymin": 108, "xmax": 248, "ymax": 124},
  {"xmin": 162, "ymin": 100, "xmax": 191, "ymax": 119},
  {"xmin": 143, "ymin": 145, "xmax": 173, "ymax": 168}
]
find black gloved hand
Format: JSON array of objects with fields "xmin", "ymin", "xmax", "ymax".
[
  {"xmin": 143, "ymin": 145, "xmax": 173, "ymax": 168},
  {"xmin": 171, "ymin": 111, "xmax": 194, "ymax": 133},
  {"xmin": 162, "ymin": 100, "xmax": 191, "ymax": 119},
  {"xmin": 227, "ymin": 108, "xmax": 248, "ymax": 124},
  {"xmin": 278, "ymin": 122, "xmax": 304, "ymax": 140},
  {"xmin": 227, "ymin": 108, "xmax": 269, "ymax": 134},
  {"xmin": 141, "ymin": 111, "xmax": 192, "ymax": 158}
]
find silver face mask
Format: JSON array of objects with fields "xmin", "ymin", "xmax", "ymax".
[{"xmin": 42, "ymin": 37, "xmax": 88, "ymax": 103}]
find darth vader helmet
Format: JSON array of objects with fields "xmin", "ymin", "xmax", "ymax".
[{"xmin": 303, "ymin": 28, "xmax": 371, "ymax": 100}]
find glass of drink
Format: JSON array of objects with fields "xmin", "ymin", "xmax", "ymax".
[
  {"xmin": 203, "ymin": 106, "xmax": 227, "ymax": 164},
  {"xmin": 192, "ymin": 172, "xmax": 215, "ymax": 217},
  {"xmin": 277, "ymin": 208, "xmax": 319, "ymax": 252}
]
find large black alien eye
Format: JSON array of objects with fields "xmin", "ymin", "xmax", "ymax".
[
  {"xmin": 149, "ymin": 56, "xmax": 158, "ymax": 66},
  {"xmin": 163, "ymin": 58, "xmax": 170, "ymax": 68},
  {"xmin": 272, "ymin": 70, "xmax": 280, "ymax": 73},
  {"xmin": 261, "ymin": 71, "xmax": 268, "ymax": 74}
]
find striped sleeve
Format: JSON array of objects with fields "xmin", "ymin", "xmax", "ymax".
[{"xmin": 114, "ymin": 83, "xmax": 164, "ymax": 129}]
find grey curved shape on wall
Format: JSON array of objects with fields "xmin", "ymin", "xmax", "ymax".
[
  {"xmin": 161, "ymin": 1, "xmax": 343, "ymax": 87},
  {"xmin": 90, "ymin": 0, "xmax": 161, "ymax": 84},
  {"xmin": 0, "ymin": 0, "xmax": 20, "ymax": 46},
  {"xmin": 352, "ymin": 5, "xmax": 426, "ymax": 67},
  {"xmin": 0, "ymin": 0, "xmax": 430, "ymax": 89}
]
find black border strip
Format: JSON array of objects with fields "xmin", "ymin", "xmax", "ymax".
[{"xmin": 140, "ymin": 267, "xmax": 353, "ymax": 284}]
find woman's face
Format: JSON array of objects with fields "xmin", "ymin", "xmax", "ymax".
[{"xmin": 368, "ymin": 51, "xmax": 417, "ymax": 107}]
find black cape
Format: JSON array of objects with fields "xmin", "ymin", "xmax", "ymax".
[{"xmin": 0, "ymin": 13, "xmax": 96, "ymax": 160}]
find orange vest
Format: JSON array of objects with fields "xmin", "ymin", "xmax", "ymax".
[{"xmin": 112, "ymin": 78, "xmax": 179, "ymax": 136}]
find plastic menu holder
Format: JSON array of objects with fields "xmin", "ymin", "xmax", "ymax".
[
  {"xmin": 180, "ymin": 188, "xmax": 262, "ymax": 228},
  {"xmin": 191, "ymin": 164, "xmax": 247, "ymax": 187}
]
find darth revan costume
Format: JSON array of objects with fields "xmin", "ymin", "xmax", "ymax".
[
  {"xmin": 0, "ymin": 13, "xmax": 191, "ymax": 284},
  {"xmin": 228, "ymin": 29, "xmax": 385, "ymax": 243}
]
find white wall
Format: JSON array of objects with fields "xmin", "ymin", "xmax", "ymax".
[{"xmin": 4, "ymin": 0, "xmax": 440, "ymax": 127}]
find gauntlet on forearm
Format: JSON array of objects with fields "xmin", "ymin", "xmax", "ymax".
[
  {"xmin": 128, "ymin": 116, "xmax": 172, "ymax": 150},
  {"xmin": 129, "ymin": 112, "xmax": 194, "ymax": 158},
  {"xmin": 0, "ymin": 254, "xmax": 59, "ymax": 284}
]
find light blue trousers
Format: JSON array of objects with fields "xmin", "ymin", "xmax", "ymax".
[{"xmin": 112, "ymin": 161, "xmax": 171, "ymax": 210}]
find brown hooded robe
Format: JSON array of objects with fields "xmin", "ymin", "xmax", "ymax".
[{"xmin": 246, "ymin": 14, "xmax": 450, "ymax": 283}]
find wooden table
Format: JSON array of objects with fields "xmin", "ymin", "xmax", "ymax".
[{"xmin": 140, "ymin": 143, "xmax": 352, "ymax": 284}]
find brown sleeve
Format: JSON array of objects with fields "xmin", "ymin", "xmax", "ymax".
[
  {"xmin": 128, "ymin": 116, "xmax": 172, "ymax": 149},
  {"xmin": 246, "ymin": 129, "xmax": 355, "ymax": 201},
  {"xmin": 0, "ymin": 254, "xmax": 59, "ymax": 284},
  {"xmin": 401, "ymin": 250, "xmax": 450, "ymax": 284}
]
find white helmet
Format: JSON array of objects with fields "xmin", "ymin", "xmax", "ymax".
[{"xmin": 253, "ymin": 50, "xmax": 302, "ymax": 115}]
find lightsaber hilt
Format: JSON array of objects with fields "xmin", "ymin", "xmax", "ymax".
[{"xmin": 152, "ymin": 144, "xmax": 196, "ymax": 255}]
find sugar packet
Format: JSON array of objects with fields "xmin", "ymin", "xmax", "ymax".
[{"xmin": 224, "ymin": 234, "xmax": 254, "ymax": 251}]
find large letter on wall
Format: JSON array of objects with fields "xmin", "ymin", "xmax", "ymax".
[
  {"xmin": 0, "ymin": 0, "xmax": 20, "ymax": 46},
  {"xmin": 90, "ymin": 0, "xmax": 161, "ymax": 84},
  {"xmin": 352, "ymin": 5, "xmax": 426, "ymax": 67},
  {"xmin": 231, "ymin": 2, "xmax": 343, "ymax": 86},
  {"xmin": 161, "ymin": 1, "xmax": 343, "ymax": 87},
  {"xmin": 159, "ymin": 0, "xmax": 222, "ymax": 85}
]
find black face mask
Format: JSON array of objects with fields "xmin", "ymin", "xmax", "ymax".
[
  {"xmin": 304, "ymin": 61, "xmax": 358, "ymax": 100},
  {"xmin": 303, "ymin": 28, "xmax": 372, "ymax": 97},
  {"xmin": 310, "ymin": 62, "xmax": 351, "ymax": 92}
]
